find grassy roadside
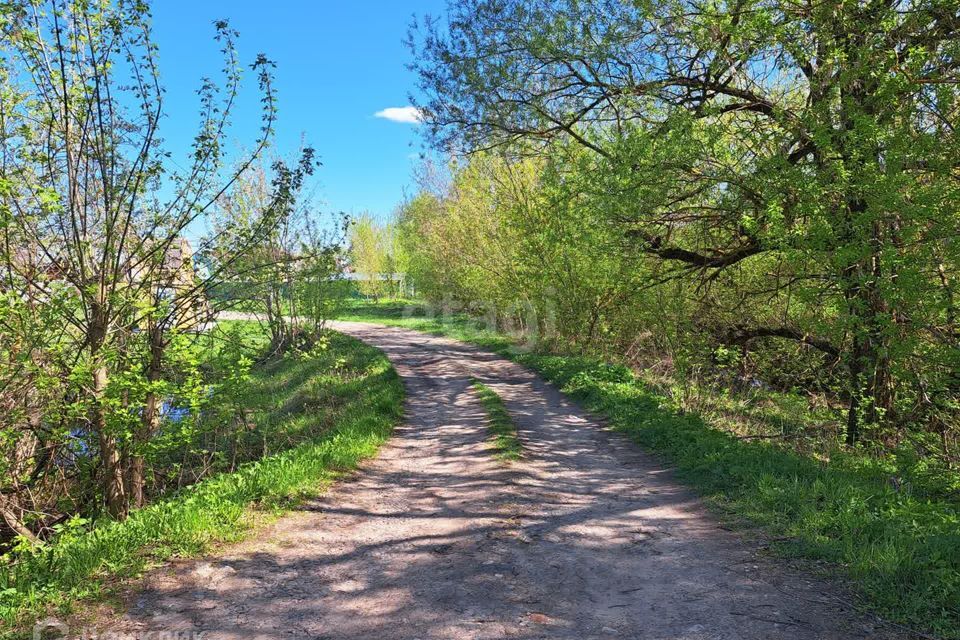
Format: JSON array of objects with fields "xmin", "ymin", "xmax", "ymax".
[
  {"xmin": 0, "ymin": 330, "xmax": 403, "ymax": 637},
  {"xmin": 337, "ymin": 300, "xmax": 960, "ymax": 639},
  {"xmin": 471, "ymin": 379, "xmax": 523, "ymax": 461}
]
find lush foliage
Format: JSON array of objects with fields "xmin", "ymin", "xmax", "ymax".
[
  {"xmin": 0, "ymin": 0, "xmax": 270, "ymax": 527},
  {"xmin": 0, "ymin": 8, "xmax": 364, "ymax": 637},
  {"xmin": 0, "ymin": 0, "xmax": 350, "ymax": 553},
  {"xmin": 0, "ymin": 327, "xmax": 403, "ymax": 633},
  {"xmin": 402, "ymin": 0, "xmax": 960, "ymax": 460},
  {"xmin": 347, "ymin": 214, "xmax": 410, "ymax": 300}
]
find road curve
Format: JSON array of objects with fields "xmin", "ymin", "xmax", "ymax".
[{"xmin": 113, "ymin": 321, "xmax": 894, "ymax": 640}]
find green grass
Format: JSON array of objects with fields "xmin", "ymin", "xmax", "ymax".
[
  {"xmin": 337, "ymin": 300, "xmax": 960, "ymax": 639},
  {"xmin": 0, "ymin": 330, "xmax": 404, "ymax": 637},
  {"xmin": 471, "ymin": 379, "xmax": 523, "ymax": 461},
  {"xmin": 336, "ymin": 300, "xmax": 513, "ymax": 350}
]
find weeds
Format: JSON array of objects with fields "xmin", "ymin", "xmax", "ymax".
[
  {"xmin": 471, "ymin": 380, "xmax": 523, "ymax": 461},
  {"xmin": 0, "ymin": 331, "xmax": 403, "ymax": 636},
  {"xmin": 338, "ymin": 300, "xmax": 960, "ymax": 639}
]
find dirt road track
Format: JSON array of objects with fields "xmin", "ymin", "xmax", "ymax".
[{"xmin": 108, "ymin": 322, "xmax": 897, "ymax": 640}]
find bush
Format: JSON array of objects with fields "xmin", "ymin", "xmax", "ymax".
[{"xmin": 0, "ymin": 332, "xmax": 403, "ymax": 634}]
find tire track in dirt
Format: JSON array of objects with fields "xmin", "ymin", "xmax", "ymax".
[{"xmin": 107, "ymin": 322, "xmax": 897, "ymax": 640}]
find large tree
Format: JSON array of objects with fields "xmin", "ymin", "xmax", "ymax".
[
  {"xmin": 411, "ymin": 0, "xmax": 960, "ymax": 444},
  {"xmin": 0, "ymin": 0, "xmax": 276, "ymax": 520}
]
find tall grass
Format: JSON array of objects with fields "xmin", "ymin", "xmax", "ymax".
[
  {"xmin": 522, "ymin": 354, "xmax": 960, "ymax": 638},
  {"xmin": 338, "ymin": 300, "xmax": 960, "ymax": 638},
  {"xmin": 0, "ymin": 331, "xmax": 403, "ymax": 635}
]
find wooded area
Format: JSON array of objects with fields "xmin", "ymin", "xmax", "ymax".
[
  {"xmin": 384, "ymin": 0, "xmax": 960, "ymax": 468},
  {"xmin": 0, "ymin": 0, "xmax": 959, "ymax": 636},
  {"xmin": 0, "ymin": 1, "xmax": 344, "ymax": 548}
]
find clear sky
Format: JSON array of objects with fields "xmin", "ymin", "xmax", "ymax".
[{"xmin": 150, "ymin": 1, "xmax": 446, "ymax": 225}]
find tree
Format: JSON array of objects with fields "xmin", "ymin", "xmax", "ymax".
[
  {"xmin": 349, "ymin": 214, "xmax": 391, "ymax": 300},
  {"xmin": 410, "ymin": 0, "xmax": 960, "ymax": 445},
  {"xmin": 0, "ymin": 0, "xmax": 276, "ymax": 520},
  {"xmin": 206, "ymin": 155, "xmax": 348, "ymax": 354}
]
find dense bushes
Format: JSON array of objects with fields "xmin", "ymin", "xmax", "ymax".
[
  {"xmin": 0, "ymin": 330, "xmax": 403, "ymax": 632},
  {"xmin": 396, "ymin": 0, "xmax": 960, "ymax": 462},
  {"xmin": 0, "ymin": 1, "xmax": 344, "ymax": 545},
  {"xmin": 390, "ymin": 151, "xmax": 960, "ymax": 471}
]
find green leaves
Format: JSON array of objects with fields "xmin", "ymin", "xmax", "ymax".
[
  {"xmin": 0, "ymin": 329, "xmax": 403, "ymax": 633},
  {"xmin": 409, "ymin": 0, "xmax": 960, "ymax": 451}
]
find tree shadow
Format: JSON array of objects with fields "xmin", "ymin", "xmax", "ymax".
[{"xmin": 119, "ymin": 327, "xmax": 891, "ymax": 640}]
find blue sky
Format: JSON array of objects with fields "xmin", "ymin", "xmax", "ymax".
[{"xmin": 150, "ymin": 1, "xmax": 446, "ymax": 225}]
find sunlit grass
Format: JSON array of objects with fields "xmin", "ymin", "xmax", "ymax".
[
  {"xmin": 471, "ymin": 379, "xmax": 522, "ymax": 461},
  {"xmin": 337, "ymin": 299, "xmax": 960, "ymax": 639},
  {"xmin": 0, "ymin": 330, "xmax": 403, "ymax": 636}
]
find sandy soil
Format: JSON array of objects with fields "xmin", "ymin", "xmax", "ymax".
[{"xmin": 101, "ymin": 322, "xmax": 899, "ymax": 640}]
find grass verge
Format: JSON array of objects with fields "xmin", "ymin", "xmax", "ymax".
[
  {"xmin": 337, "ymin": 300, "xmax": 960, "ymax": 639},
  {"xmin": 470, "ymin": 379, "xmax": 523, "ymax": 461},
  {"xmin": 0, "ymin": 330, "xmax": 403, "ymax": 637}
]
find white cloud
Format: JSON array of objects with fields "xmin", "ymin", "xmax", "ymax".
[{"xmin": 374, "ymin": 106, "xmax": 423, "ymax": 124}]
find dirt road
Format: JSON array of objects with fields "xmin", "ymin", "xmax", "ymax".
[{"xmin": 110, "ymin": 322, "xmax": 894, "ymax": 639}]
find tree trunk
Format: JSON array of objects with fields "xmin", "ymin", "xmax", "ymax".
[
  {"xmin": 95, "ymin": 364, "xmax": 127, "ymax": 519},
  {"xmin": 841, "ymin": 251, "xmax": 892, "ymax": 446},
  {"xmin": 129, "ymin": 325, "xmax": 164, "ymax": 509},
  {"xmin": 89, "ymin": 306, "xmax": 128, "ymax": 519},
  {"xmin": 845, "ymin": 333, "xmax": 865, "ymax": 446}
]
